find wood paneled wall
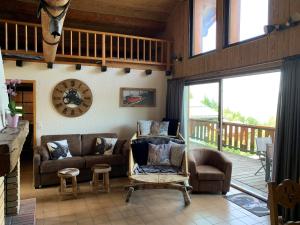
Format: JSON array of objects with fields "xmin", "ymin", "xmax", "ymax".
[{"xmin": 164, "ymin": 0, "xmax": 300, "ymax": 78}]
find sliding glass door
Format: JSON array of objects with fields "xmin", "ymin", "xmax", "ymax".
[
  {"xmin": 187, "ymin": 81, "xmax": 221, "ymax": 150},
  {"xmin": 185, "ymin": 71, "xmax": 281, "ymax": 199}
]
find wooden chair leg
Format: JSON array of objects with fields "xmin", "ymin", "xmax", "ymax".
[
  {"xmin": 126, "ymin": 187, "xmax": 134, "ymax": 202},
  {"xmin": 104, "ymin": 173, "xmax": 110, "ymax": 193},
  {"xmin": 72, "ymin": 176, "xmax": 78, "ymax": 197}
]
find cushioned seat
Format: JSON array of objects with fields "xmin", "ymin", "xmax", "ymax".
[
  {"xmin": 196, "ymin": 165, "xmax": 225, "ymax": 181},
  {"xmin": 188, "ymin": 149, "xmax": 232, "ymax": 194},
  {"xmin": 84, "ymin": 154, "xmax": 125, "ymax": 168},
  {"xmin": 40, "ymin": 157, "xmax": 85, "ymax": 174}
]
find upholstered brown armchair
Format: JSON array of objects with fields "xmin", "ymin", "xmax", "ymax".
[{"xmin": 188, "ymin": 148, "xmax": 232, "ymax": 194}]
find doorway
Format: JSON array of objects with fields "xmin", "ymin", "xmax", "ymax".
[{"xmin": 12, "ymin": 80, "xmax": 36, "ymax": 161}]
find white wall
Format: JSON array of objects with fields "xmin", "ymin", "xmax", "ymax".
[{"xmin": 3, "ymin": 61, "xmax": 167, "ymax": 144}]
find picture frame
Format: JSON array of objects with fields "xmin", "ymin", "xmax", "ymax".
[{"xmin": 120, "ymin": 88, "xmax": 156, "ymax": 107}]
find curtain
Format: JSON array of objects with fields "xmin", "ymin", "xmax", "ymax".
[
  {"xmin": 166, "ymin": 79, "xmax": 185, "ymax": 133},
  {"xmin": 274, "ymin": 56, "xmax": 300, "ymax": 221}
]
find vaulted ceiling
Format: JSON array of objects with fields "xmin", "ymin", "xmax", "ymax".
[{"xmin": 1, "ymin": 0, "xmax": 181, "ymax": 37}]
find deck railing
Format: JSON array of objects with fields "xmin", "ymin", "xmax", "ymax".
[
  {"xmin": 189, "ymin": 118, "xmax": 275, "ymax": 153},
  {"xmin": 0, "ymin": 19, "xmax": 171, "ymax": 69}
]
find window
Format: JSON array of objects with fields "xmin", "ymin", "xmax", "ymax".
[
  {"xmin": 227, "ymin": 0, "xmax": 269, "ymax": 45},
  {"xmin": 190, "ymin": 0, "xmax": 217, "ymax": 56}
]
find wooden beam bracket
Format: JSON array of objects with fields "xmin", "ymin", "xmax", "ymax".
[
  {"xmin": 16, "ymin": 60, "xmax": 23, "ymax": 67},
  {"xmin": 47, "ymin": 62, "xmax": 53, "ymax": 69},
  {"xmin": 75, "ymin": 64, "xmax": 81, "ymax": 70}
]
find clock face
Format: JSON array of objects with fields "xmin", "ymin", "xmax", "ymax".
[{"xmin": 52, "ymin": 79, "xmax": 93, "ymax": 117}]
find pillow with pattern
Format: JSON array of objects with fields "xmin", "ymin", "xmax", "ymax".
[
  {"xmin": 47, "ymin": 140, "xmax": 72, "ymax": 160},
  {"xmin": 150, "ymin": 121, "xmax": 169, "ymax": 136},
  {"xmin": 169, "ymin": 141, "xmax": 185, "ymax": 167},
  {"xmin": 138, "ymin": 120, "xmax": 152, "ymax": 136},
  {"xmin": 147, "ymin": 143, "xmax": 171, "ymax": 165},
  {"xmin": 95, "ymin": 137, "xmax": 118, "ymax": 155}
]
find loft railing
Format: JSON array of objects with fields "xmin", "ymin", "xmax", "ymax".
[
  {"xmin": 0, "ymin": 19, "xmax": 171, "ymax": 69},
  {"xmin": 189, "ymin": 118, "xmax": 275, "ymax": 153}
]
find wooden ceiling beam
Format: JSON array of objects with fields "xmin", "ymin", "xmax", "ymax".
[{"xmin": 0, "ymin": 1, "xmax": 166, "ymax": 37}]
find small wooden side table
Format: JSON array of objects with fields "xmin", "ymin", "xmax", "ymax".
[
  {"xmin": 57, "ymin": 168, "xmax": 80, "ymax": 198},
  {"xmin": 91, "ymin": 164, "xmax": 111, "ymax": 193}
]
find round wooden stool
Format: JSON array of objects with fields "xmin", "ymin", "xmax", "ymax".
[
  {"xmin": 91, "ymin": 164, "xmax": 111, "ymax": 193},
  {"xmin": 57, "ymin": 168, "xmax": 80, "ymax": 198}
]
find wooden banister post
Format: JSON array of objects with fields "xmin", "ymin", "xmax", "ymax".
[
  {"xmin": 166, "ymin": 41, "xmax": 171, "ymax": 71},
  {"xmin": 102, "ymin": 33, "xmax": 106, "ymax": 66}
]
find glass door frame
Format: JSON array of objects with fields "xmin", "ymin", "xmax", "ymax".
[{"xmin": 185, "ymin": 78, "xmax": 223, "ymax": 151}]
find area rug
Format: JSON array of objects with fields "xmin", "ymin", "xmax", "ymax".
[
  {"xmin": 225, "ymin": 193, "xmax": 269, "ymax": 217},
  {"xmin": 5, "ymin": 198, "xmax": 36, "ymax": 225}
]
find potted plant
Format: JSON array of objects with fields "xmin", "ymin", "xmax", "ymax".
[{"xmin": 6, "ymin": 79, "xmax": 23, "ymax": 128}]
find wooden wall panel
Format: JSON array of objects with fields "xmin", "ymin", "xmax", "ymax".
[{"xmin": 165, "ymin": 0, "xmax": 300, "ymax": 78}]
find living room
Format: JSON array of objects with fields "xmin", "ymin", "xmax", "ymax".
[{"xmin": 0, "ymin": 0, "xmax": 299, "ymax": 225}]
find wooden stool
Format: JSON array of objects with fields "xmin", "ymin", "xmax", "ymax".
[
  {"xmin": 91, "ymin": 164, "xmax": 111, "ymax": 193},
  {"xmin": 57, "ymin": 168, "xmax": 80, "ymax": 198}
]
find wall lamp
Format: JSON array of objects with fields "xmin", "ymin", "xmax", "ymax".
[
  {"xmin": 172, "ymin": 55, "xmax": 183, "ymax": 62},
  {"xmin": 264, "ymin": 13, "xmax": 300, "ymax": 34}
]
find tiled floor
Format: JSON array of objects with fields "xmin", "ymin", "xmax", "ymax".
[{"xmin": 20, "ymin": 161, "xmax": 270, "ymax": 225}]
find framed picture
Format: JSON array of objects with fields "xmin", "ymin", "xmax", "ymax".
[{"xmin": 120, "ymin": 88, "xmax": 156, "ymax": 107}]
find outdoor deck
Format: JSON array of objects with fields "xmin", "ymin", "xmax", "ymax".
[
  {"xmin": 222, "ymin": 151, "xmax": 268, "ymax": 199},
  {"xmin": 189, "ymin": 142, "xmax": 268, "ymax": 199}
]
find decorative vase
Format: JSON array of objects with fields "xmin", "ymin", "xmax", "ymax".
[{"xmin": 6, "ymin": 114, "xmax": 19, "ymax": 128}]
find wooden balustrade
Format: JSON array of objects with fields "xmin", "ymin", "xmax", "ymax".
[
  {"xmin": 0, "ymin": 19, "xmax": 170, "ymax": 69},
  {"xmin": 189, "ymin": 119, "xmax": 275, "ymax": 153}
]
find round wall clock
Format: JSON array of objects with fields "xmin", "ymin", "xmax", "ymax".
[{"xmin": 52, "ymin": 79, "xmax": 93, "ymax": 117}]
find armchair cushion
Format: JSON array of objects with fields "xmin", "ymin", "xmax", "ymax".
[{"xmin": 196, "ymin": 165, "xmax": 225, "ymax": 181}]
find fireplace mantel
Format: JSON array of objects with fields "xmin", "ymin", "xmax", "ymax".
[{"xmin": 0, "ymin": 121, "xmax": 29, "ymax": 177}]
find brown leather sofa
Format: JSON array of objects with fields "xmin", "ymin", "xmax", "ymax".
[
  {"xmin": 188, "ymin": 148, "xmax": 232, "ymax": 194},
  {"xmin": 33, "ymin": 133, "xmax": 128, "ymax": 188}
]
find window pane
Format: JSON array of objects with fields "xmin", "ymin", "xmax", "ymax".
[
  {"xmin": 192, "ymin": 0, "xmax": 217, "ymax": 55},
  {"xmin": 228, "ymin": 0, "xmax": 269, "ymax": 44}
]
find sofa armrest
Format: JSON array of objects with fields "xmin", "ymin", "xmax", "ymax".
[
  {"xmin": 33, "ymin": 147, "xmax": 42, "ymax": 188},
  {"xmin": 188, "ymin": 151, "xmax": 197, "ymax": 177},
  {"xmin": 34, "ymin": 146, "xmax": 50, "ymax": 161}
]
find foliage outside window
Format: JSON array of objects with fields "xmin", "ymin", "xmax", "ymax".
[
  {"xmin": 227, "ymin": 0, "xmax": 269, "ymax": 45},
  {"xmin": 190, "ymin": 0, "xmax": 217, "ymax": 56}
]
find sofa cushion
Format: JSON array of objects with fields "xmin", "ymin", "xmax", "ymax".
[
  {"xmin": 196, "ymin": 165, "xmax": 225, "ymax": 181},
  {"xmin": 81, "ymin": 133, "xmax": 118, "ymax": 155},
  {"xmin": 47, "ymin": 140, "xmax": 72, "ymax": 160},
  {"xmin": 84, "ymin": 154, "xmax": 125, "ymax": 168},
  {"xmin": 113, "ymin": 139, "xmax": 127, "ymax": 155},
  {"xmin": 41, "ymin": 134, "xmax": 82, "ymax": 156},
  {"xmin": 40, "ymin": 157, "xmax": 85, "ymax": 174}
]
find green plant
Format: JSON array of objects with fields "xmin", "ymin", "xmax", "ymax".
[{"xmin": 8, "ymin": 101, "xmax": 23, "ymax": 117}]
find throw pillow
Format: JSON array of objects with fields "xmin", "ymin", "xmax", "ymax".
[
  {"xmin": 150, "ymin": 121, "xmax": 169, "ymax": 136},
  {"xmin": 147, "ymin": 143, "xmax": 171, "ymax": 166},
  {"xmin": 113, "ymin": 139, "xmax": 127, "ymax": 155},
  {"xmin": 131, "ymin": 142, "xmax": 149, "ymax": 165},
  {"xmin": 138, "ymin": 120, "xmax": 152, "ymax": 136},
  {"xmin": 47, "ymin": 140, "xmax": 72, "ymax": 160},
  {"xmin": 169, "ymin": 141, "xmax": 185, "ymax": 167},
  {"xmin": 95, "ymin": 137, "xmax": 118, "ymax": 155}
]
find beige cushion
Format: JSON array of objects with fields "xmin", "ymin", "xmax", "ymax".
[{"xmin": 196, "ymin": 165, "xmax": 225, "ymax": 181}]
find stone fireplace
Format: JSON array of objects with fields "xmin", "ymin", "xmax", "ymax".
[{"xmin": 0, "ymin": 121, "xmax": 29, "ymax": 225}]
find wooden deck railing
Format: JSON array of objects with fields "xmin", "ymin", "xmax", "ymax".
[
  {"xmin": 0, "ymin": 19, "xmax": 171, "ymax": 69},
  {"xmin": 189, "ymin": 118, "xmax": 275, "ymax": 153}
]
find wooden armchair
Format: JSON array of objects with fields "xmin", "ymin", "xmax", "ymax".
[
  {"xmin": 268, "ymin": 179, "xmax": 300, "ymax": 225},
  {"xmin": 126, "ymin": 133, "xmax": 191, "ymax": 206}
]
